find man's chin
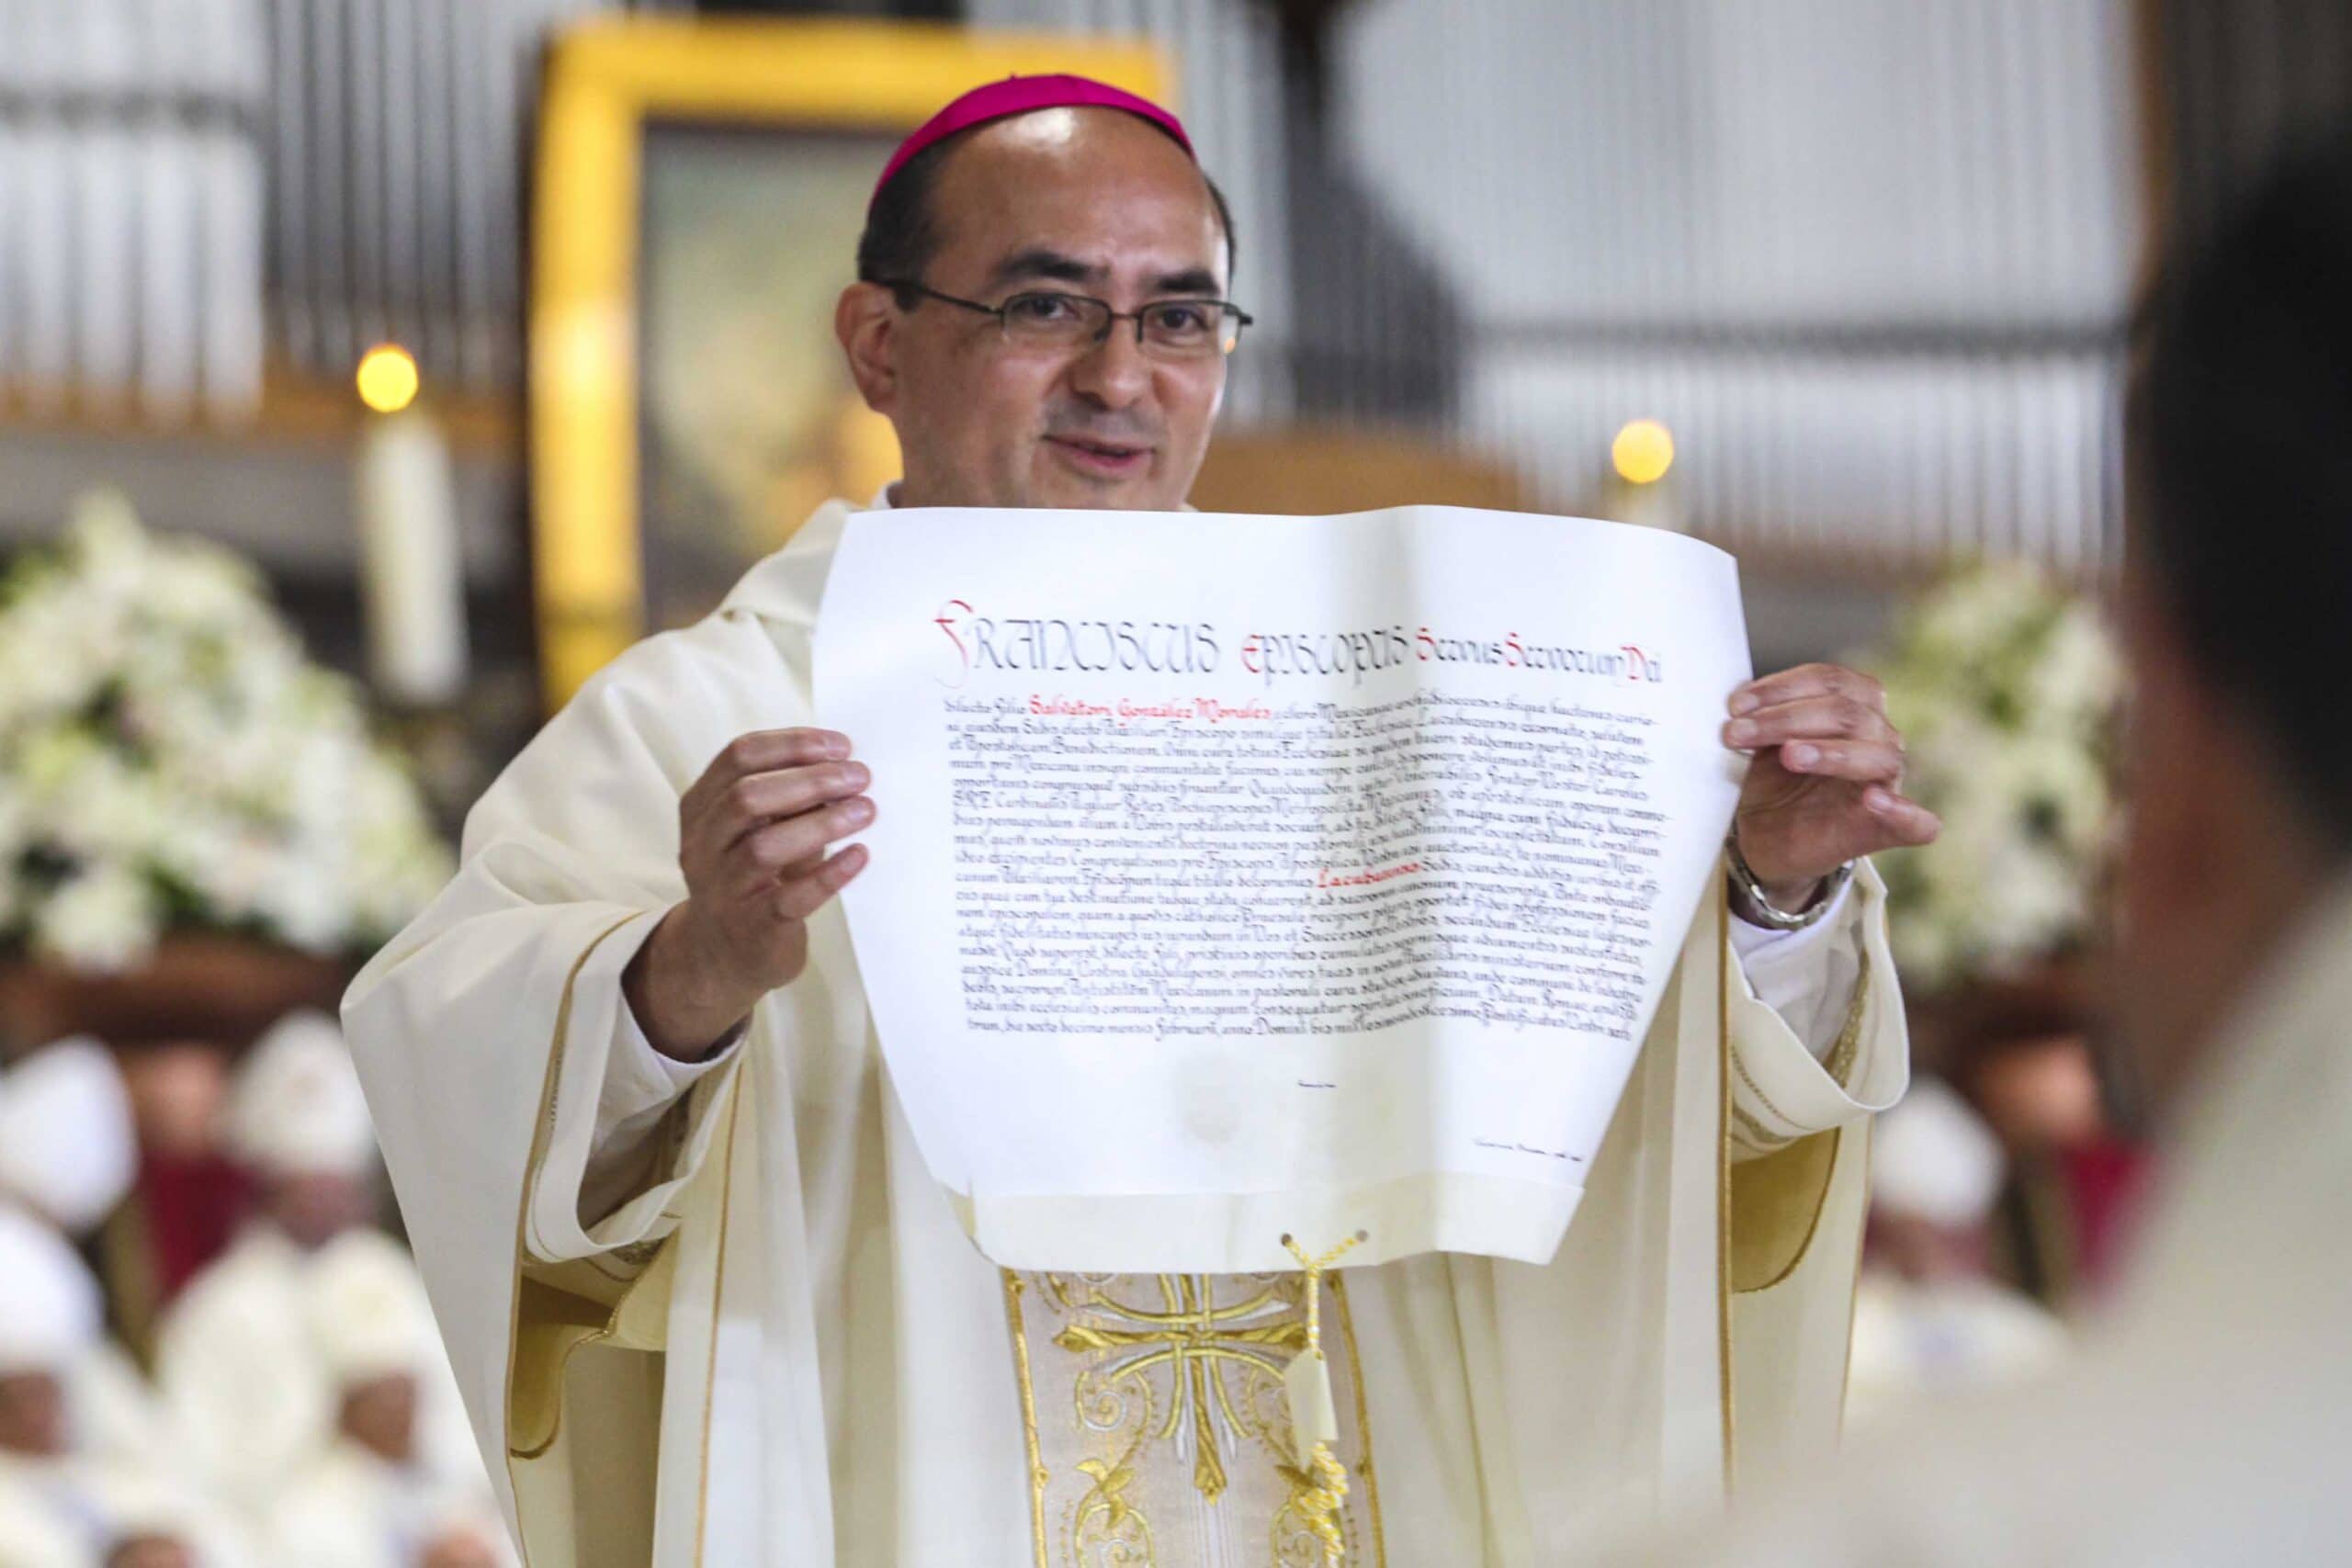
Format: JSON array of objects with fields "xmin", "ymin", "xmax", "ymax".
[
  {"xmin": 1029, "ymin": 445, "xmax": 1184, "ymax": 511},
  {"xmin": 1018, "ymin": 479, "xmax": 1183, "ymax": 512}
]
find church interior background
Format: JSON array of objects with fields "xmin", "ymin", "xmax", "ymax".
[{"xmin": 0, "ymin": 0, "xmax": 2346, "ymax": 1560}]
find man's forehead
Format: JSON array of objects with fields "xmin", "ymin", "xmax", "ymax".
[
  {"xmin": 934, "ymin": 112, "xmax": 1225, "ymax": 287},
  {"xmin": 976, "ymin": 243, "xmax": 1223, "ymax": 298}
]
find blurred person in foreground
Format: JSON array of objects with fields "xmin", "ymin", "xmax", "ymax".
[
  {"xmin": 1625, "ymin": 131, "xmax": 2352, "ymax": 1567},
  {"xmin": 156, "ymin": 1012, "xmax": 476, "ymax": 1532},
  {"xmin": 346, "ymin": 76, "xmax": 1939, "ymax": 1564}
]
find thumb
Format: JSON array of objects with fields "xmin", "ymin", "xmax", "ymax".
[{"xmin": 1860, "ymin": 787, "xmax": 1940, "ymax": 848}]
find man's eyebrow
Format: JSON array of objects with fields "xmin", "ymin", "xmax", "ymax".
[
  {"xmin": 981, "ymin": 249, "xmax": 1225, "ymax": 298},
  {"xmin": 984, "ymin": 248, "xmax": 1103, "ymax": 290},
  {"xmin": 1151, "ymin": 266, "xmax": 1223, "ymax": 297}
]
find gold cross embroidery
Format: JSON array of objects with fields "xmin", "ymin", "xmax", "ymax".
[{"xmin": 1046, "ymin": 1273, "xmax": 1311, "ymax": 1501}]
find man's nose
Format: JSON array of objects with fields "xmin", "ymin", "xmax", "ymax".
[{"xmin": 1066, "ymin": 321, "xmax": 1152, "ymax": 409}]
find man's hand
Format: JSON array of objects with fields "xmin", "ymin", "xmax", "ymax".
[
  {"xmin": 624, "ymin": 728, "xmax": 874, "ymax": 1060},
  {"xmin": 1723, "ymin": 663, "xmax": 1940, "ymax": 910}
]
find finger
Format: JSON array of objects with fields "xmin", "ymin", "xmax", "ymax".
[
  {"xmin": 687, "ymin": 728, "xmax": 853, "ymax": 809},
  {"xmin": 1860, "ymin": 787, "xmax": 1941, "ymax": 846},
  {"xmin": 1724, "ymin": 694, "xmax": 1896, "ymax": 750},
  {"xmin": 711, "ymin": 761, "xmax": 874, "ymax": 850},
  {"xmin": 1728, "ymin": 662, "xmax": 1884, "ymax": 718},
  {"xmin": 773, "ymin": 843, "xmax": 869, "ymax": 921},
  {"xmin": 732, "ymin": 795, "xmax": 874, "ymax": 878},
  {"xmin": 1776, "ymin": 739, "xmax": 1905, "ymax": 784}
]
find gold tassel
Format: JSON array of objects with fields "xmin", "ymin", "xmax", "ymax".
[{"xmin": 1281, "ymin": 1230, "xmax": 1367, "ymax": 1566}]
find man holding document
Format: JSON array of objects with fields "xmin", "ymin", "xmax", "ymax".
[{"xmin": 345, "ymin": 77, "xmax": 1940, "ymax": 1566}]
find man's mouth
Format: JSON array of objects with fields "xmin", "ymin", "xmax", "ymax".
[{"xmin": 1045, "ymin": 434, "xmax": 1152, "ymax": 478}]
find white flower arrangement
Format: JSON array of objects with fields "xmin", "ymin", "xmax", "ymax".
[
  {"xmin": 1858, "ymin": 560, "xmax": 2124, "ymax": 992},
  {"xmin": 0, "ymin": 491, "xmax": 453, "ymax": 971}
]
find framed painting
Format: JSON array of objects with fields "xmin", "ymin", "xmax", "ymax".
[{"xmin": 529, "ymin": 17, "xmax": 1168, "ymax": 706}]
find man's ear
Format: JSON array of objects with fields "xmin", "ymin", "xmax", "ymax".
[{"xmin": 836, "ymin": 282, "xmax": 899, "ymax": 413}]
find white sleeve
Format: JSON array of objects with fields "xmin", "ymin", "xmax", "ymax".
[
  {"xmin": 1726, "ymin": 872, "xmax": 1863, "ymax": 1060},
  {"xmin": 1724, "ymin": 859, "xmax": 1910, "ymax": 1159},
  {"xmin": 575, "ymin": 987, "xmax": 747, "ymax": 1228}
]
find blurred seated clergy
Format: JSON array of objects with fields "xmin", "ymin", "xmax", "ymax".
[
  {"xmin": 157, "ymin": 1013, "xmax": 480, "ymax": 1535},
  {"xmin": 0, "ymin": 1037, "xmax": 164, "ymax": 1476},
  {"xmin": 263, "ymin": 1232, "xmax": 514, "ymax": 1568},
  {"xmin": 345, "ymin": 76, "xmax": 1941, "ymax": 1564},
  {"xmin": 1623, "ymin": 131, "xmax": 2352, "ymax": 1568},
  {"xmin": 0, "ymin": 1035, "xmax": 139, "ymax": 1248},
  {"xmin": 0, "ymin": 1206, "xmax": 254, "ymax": 1567},
  {"xmin": 1843, "ymin": 1077, "xmax": 2066, "ymax": 1428}
]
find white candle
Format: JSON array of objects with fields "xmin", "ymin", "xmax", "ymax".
[{"xmin": 356, "ymin": 405, "xmax": 469, "ymax": 706}]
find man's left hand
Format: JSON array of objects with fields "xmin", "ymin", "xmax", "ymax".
[{"xmin": 1723, "ymin": 662, "xmax": 1941, "ymax": 909}]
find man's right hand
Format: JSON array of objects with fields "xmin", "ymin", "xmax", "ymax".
[{"xmin": 623, "ymin": 728, "xmax": 874, "ymax": 1060}]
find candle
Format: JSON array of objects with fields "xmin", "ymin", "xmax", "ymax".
[{"xmin": 356, "ymin": 389, "xmax": 469, "ymax": 707}]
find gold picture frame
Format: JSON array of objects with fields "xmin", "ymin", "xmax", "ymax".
[{"xmin": 529, "ymin": 16, "xmax": 1168, "ymax": 707}]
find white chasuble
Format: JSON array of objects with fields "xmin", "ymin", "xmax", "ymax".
[{"xmin": 344, "ymin": 500, "xmax": 1907, "ymax": 1567}]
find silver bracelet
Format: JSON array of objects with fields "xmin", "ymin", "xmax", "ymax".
[{"xmin": 1724, "ymin": 835, "xmax": 1852, "ymax": 931}]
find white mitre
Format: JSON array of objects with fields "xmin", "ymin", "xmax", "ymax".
[
  {"xmin": 304, "ymin": 1229, "xmax": 437, "ymax": 1389},
  {"xmin": 0, "ymin": 1036, "xmax": 137, "ymax": 1235},
  {"xmin": 1870, "ymin": 1075, "xmax": 2007, "ymax": 1228},
  {"xmin": 0, "ymin": 1203, "xmax": 102, "ymax": 1380},
  {"xmin": 225, "ymin": 1010, "xmax": 379, "ymax": 1179}
]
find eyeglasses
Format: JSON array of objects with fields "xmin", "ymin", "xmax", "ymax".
[{"xmin": 878, "ymin": 279, "xmax": 1253, "ymax": 360}]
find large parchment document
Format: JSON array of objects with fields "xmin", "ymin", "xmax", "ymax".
[{"xmin": 813, "ymin": 505, "xmax": 1749, "ymax": 1273}]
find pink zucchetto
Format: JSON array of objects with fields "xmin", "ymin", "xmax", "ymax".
[{"xmin": 870, "ymin": 73, "xmax": 1193, "ymax": 212}]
